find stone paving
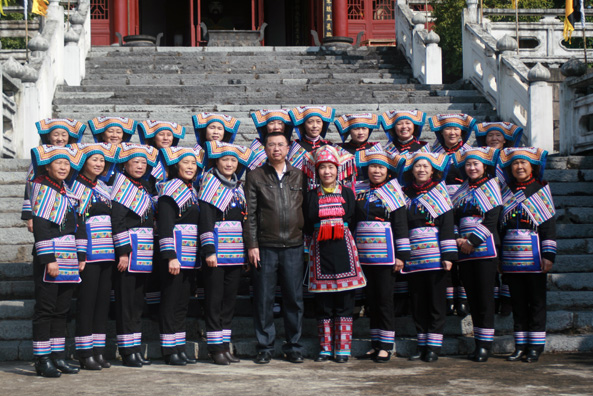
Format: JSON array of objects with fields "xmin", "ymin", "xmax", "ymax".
[{"xmin": 1, "ymin": 353, "xmax": 592, "ymax": 396}]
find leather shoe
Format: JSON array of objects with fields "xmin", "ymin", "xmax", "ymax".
[
  {"xmin": 446, "ymin": 299, "xmax": 455, "ymax": 316},
  {"xmin": 285, "ymin": 351, "xmax": 304, "ymax": 363},
  {"xmin": 409, "ymin": 348, "xmax": 424, "ymax": 361},
  {"xmin": 211, "ymin": 351, "xmax": 230, "ymax": 365},
  {"xmin": 334, "ymin": 356, "xmax": 349, "ymax": 363},
  {"xmin": 525, "ymin": 349, "xmax": 541, "ymax": 363},
  {"xmin": 79, "ymin": 356, "xmax": 102, "ymax": 370},
  {"xmin": 254, "ymin": 351, "xmax": 272, "ymax": 364},
  {"xmin": 164, "ymin": 353, "xmax": 187, "ymax": 366},
  {"xmin": 223, "ymin": 348, "xmax": 240, "ymax": 363},
  {"xmin": 456, "ymin": 300, "xmax": 470, "ymax": 317},
  {"xmin": 52, "ymin": 358, "xmax": 80, "ymax": 374},
  {"xmin": 356, "ymin": 350, "xmax": 378, "ymax": 360},
  {"xmin": 422, "ymin": 351, "xmax": 439, "ymax": 362},
  {"xmin": 314, "ymin": 354, "xmax": 330, "ymax": 362},
  {"xmin": 35, "ymin": 356, "xmax": 61, "ymax": 378},
  {"xmin": 179, "ymin": 351, "xmax": 198, "ymax": 364},
  {"xmin": 507, "ymin": 349, "xmax": 526, "ymax": 362},
  {"xmin": 135, "ymin": 352, "xmax": 151, "ymax": 365},
  {"xmin": 94, "ymin": 354, "xmax": 111, "ymax": 368},
  {"xmin": 373, "ymin": 351, "xmax": 391, "ymax": 363},
  {"xmin": 471, "ymin": 347, "xmax": 489, "ymax": 362},
  {"xmin": 122, "ymin": 353, "xmax": 142, "ymax": 367}
]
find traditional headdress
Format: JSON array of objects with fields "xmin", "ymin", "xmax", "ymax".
[
  {"xmin": 428, "ymin": 113, "xmax": 476, "ymax": 146},
  {"xmin": 158, "ymin": 146, "xmax": 205, "ymax": 183},
  {"xmin": 138, "ymin": 120, "xmax": 186, "ymax": 146},
  {"xmin": 74, "ymin": 143, "xmax": 119, "ymax": 163},
  {"xmin": 30, "ymin": 145, "xmax": 85, "ymax": 179},
  {"xmin": 474, "ymin": 122, "xmax": 523, "ymax": 148},
  {"xmin": 204, "ymin": 141, "xmax": 253, "ymax": 178},
  {"xmin": 356, "ymin": 144, "xmax": 404, "ymax": 179},
  {"xmin": 35, "ymin": 118, "xmax": 86, "ymax": 144},
  {"xmin": 452, "ymin": 147, "xmax": 500, "ymax": 179},
  {"xmin": 303, "ymin": 145, "xmax": 355, "ymax": 183},
  {"xmin": 88, "ymin": 117, "xmax": 137, "ymax": 143},
  {"xmin": 380, "ymin": 110, "xmax": 426, "ymax": 142},
  {"xmin": 499, "ymin": 147, "xmax": 548, "ymax": 182},
  {"xmin": 334, "ymin": 113, "xmax": 380, "ymax": 143},
  {"xmin": 250, "ymin": 109, "xmax": 294, "ymax": 141},
  {"xmin": 399, "ymin": 152, "xmax": 450, "ymax": 186},
  {"xmin": 117, "ymin": 143, "xmax": 159, "ymax": 180},
  {"xmin": 289, "ymin": 105, "xmax": 335, "ymax": 140},
  {"xmin": 192, "ymin": 113, "xmax": 240, "ymax": 145}
]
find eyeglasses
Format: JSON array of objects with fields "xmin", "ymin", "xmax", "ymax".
[{"xmin": 266, "ymin": 143, "xmax": 288, "ymax": 148}]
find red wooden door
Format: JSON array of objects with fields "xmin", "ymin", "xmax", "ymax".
[
  {"xmin": 347, "ymin": 0, "xmax": 395, "ymax": 43},
  {"xmin": 90, "ymin": 0, "xmax": 112, "ymax": 45}
]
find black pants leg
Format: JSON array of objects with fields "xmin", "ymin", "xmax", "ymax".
[
  {"xmin": 113, "ymin": 270, "xmax": 146, "ymax": 356},
  {"xmin": 408, "ymin": 270, "xmax": 447, "ymax": 353},
  {"xmin": 458, "ymin": 259, "xmax": 497, "ymax": 350},
  {"xmin": 363, "ymin": 266, "xmax": 395, "ymax": 351},
  {"xmin": 314, "ymin": 290, "xmax": 355, "ymax": 356},
  {"xmin": 75, "ymin": 261, "xmax": 113, "ymax": 358},
  {"xmin": 32, "ymin": 259, "xmax": 75, "ymax": 359},
  {"xmin": 506, "ymin": 273, "xmax": 547, "ymax": 352}
]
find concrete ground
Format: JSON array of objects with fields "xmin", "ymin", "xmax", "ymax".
[{"xmin": 1, "ymin": 353, "xmax": 592, "ymax": 396}]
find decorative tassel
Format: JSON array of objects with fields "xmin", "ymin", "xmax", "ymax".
[{"xmin": 317, "ymin": 219, "xmax": 345, "ymax": 241}]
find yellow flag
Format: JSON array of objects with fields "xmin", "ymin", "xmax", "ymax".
[
  {"xmin": 32, "ymin": 0, "xmax": 49, "ymax": 16},
  {"xmin": 564, "ymin": 0, "xmax": 575, "ymax": 42},
  {"xmin": 0, "ymin": 0, "xmax": 8, "ymax": 17},
  {"xmin": 513, "ymin": 0, "xmax": 518, "ymax": 9}
]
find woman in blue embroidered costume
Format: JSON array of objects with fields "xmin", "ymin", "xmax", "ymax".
[
  {"xmin": 22, "ymin": 119, "xmax": 86, "ymax": 234},
  {"xmin": 353, "ymin": 147, "xmax": 410, "ymax": 363},
  {"xmin": 334, "ymin": 113, "xmax": 380, "ymax": 156},
  {"xmin": 156, "ymin": 146, "xmax": 204, "ymax": 366},
  {"xmin": 69, "ymin": 143, "xmax": 119, "ymax": 371},
  {"xmin": 287, "ymin": 106, "xmax": 336, "ymax": 170},
  {"xmin": 198, "ymin": 141, "xmax": 253, "ymax": 365},
  {"xmin": 498, "ymin": 147, "xmax": 556, "ymax": 363},
  {"xmin": 380, "ymin": 110, "xmax": 430, "ymax": 155},
  {"xmin": 474, "ymin": 122, "xmax": 524, "ymax": 317},
  {"xmin": 303, "ymin": 146, "xmax": 365, "ymax": 363},
  {"xmin": 451, "ymin": 147, "xmax": 503, "ymax": 362},
  {"xmin": 29, "ymin": 145, "xmax": 85, "ymax": 377},
  {"xmin": 110, "ymin": 143, "xmax": 159, "ymax": 367},
  {"xmin": 400, "ymin": 152, "xmax": 458, "ymax": 362},
  {"xmin": 247, "ymin": 109, "xmax": 294, "ymax": 170},
  {"xmin": 429, "ymin": 113, "xmax": 476, "ymax": 318}
]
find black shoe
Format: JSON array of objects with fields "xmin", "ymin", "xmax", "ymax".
[
  {"xmin": 314, "ymin": 354, "xmax": 330, "ymax": 362},
  {"xmin": 373, "ymin": 351, "xmax": 391, "ymax": 363},
  {"xmin": 223, "ymin": 350, "xmax": 240, "ymax": 363},
  {"xmin": 52, "ymin": 358, "xmax": 80, "ymax": 374},
  {"xmin": 79, "ymin": 356, "xmax": 102, "ymax": 370},
  {"xmin": 211, "ymin": 351, "xmax": 230, "ymax": 365},
  {"xmin": 135, "ymin": 352, "xmax": 151, "ymax": 365},
  {"xmin": 122, "ymin": 353, "xmax": 142, "ymax": 368},
  {"xmin": 94, "ymin": 354, "xmax": 111, "ymax": 368},
  {"xmin": 525, "ymin": 349, "xmax": 541, "ymax": 363},
  {"xmin": 35, "ymin": 356, "xmax": 61, "ymax": 378},
  {"xmin": 356, "ymin": 350, "xmax": 378, "ymax": 360},
  {"xmin": 179, "ymin": 351, "xmax": 198, "ymax": 364},
  {"xmin": 422, "ymin": 351, "xmax": 439, "ymax": 362},
  {"xmin": 471, "ymin": 347, "xmax": 489, "ymax": 362},
  {"xmin": 507, "ymin": 349, "xmax": 526, "ymax": 362},
  {"xmin": 254, "ymin": 351, "xmax": 272, "ymax": 364},
  {"xmin": 334, "ymin": 356, "xmax": 349, "ymax": 363},
  {"xmin": 456, "ymin": 300, "xmax": 470, "ymax": 318},
  {"xmin": 285, "ymin": 351, "xmax": 304, "ymax": 363},
  {"xmin": 446, "ymin": 299, "xmax": 455, "ymax": 316},
  {"xmin": 499, "ymin": 300, "xmax": 512, "ymax": 317},
  {"xmin": 164, "ymin": 353, "xmax": 187, "ymax": 366}
]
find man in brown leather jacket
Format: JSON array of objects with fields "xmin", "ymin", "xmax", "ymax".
[{"xmin": 244, "ymin": 132, "xmax": 305, "ymax": 364}]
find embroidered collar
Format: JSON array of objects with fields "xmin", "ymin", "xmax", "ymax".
[
  {"xmin": 469, "ymin": 175, "xmax": 489, "ymax": 189},
  {"xmin": 410, "ymin": 179, "xmax": 438, "ymax": 195},
  {"xmin": 513, "ymin": 176, "xmax": 536, "ymax": 190},
  {"xmin": 43, "ymin": 175, "xmax": 67, "ymax": 195},
  {"xmin": 79, "ymin": 173, "xmax": 97, "ymax": 188},
  {"xmin": 443, "ymin": 140, "xmax": 463, "ymax": 153}
]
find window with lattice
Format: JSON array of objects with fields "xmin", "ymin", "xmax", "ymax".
[
  {"xmin": 91, "ymin": 0, "xmax": 109, "ymax": 20},
  {"xmin": 373, "ymin": 0, "xmax": 394, "ymax": 20},
  {"xmin": 348, "ymin": 0, "xmax": 364, "ymax": 20}
]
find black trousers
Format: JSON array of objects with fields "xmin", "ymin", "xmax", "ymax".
[
  {"xmin": 363, "ymin": 265, "xmax": 395, "ymax": 350},
  {"xmin": 202, "ymin": 264, "xmax": 242, "ymax": 353},
  {"xmin": 458, "ymin": 258, "xmax": 497, "ymax": 349},
  {"xmin": 506, "ymin": 273, "xmax": 547, "ymax": 351},
  {"xmin": 407, "ymin": 270, "xmax": 447, "ymax": 353},
  {"xmin": 314, "ymin": 290, "xmax": 355, "ymax": 320},
  {"xmin": 75, "ymin": 261, "xmax": 113, "ymax": 357},
  {"xmin": 158, "ymin": 259, "xmax": 194, "ymax": 356},
  {"xmin": 113, "ymin": 269, "xmax": 147, "ymax": 356},
  {"xmin": 32, "ymin": 257, "xmax": 75, "ymax": 358}
]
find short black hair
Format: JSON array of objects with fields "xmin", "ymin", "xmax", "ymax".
[{"xmin": 263, "ymin": 131, "xmax": 290, "ymax": 146}]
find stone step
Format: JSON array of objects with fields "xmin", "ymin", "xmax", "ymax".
[
  {"xmin": 0, "ymin": 228, "xmax": 33, "ymax": 245},
  {"xmin": 548, "ymin": 273, "xmax": 593, "ymax": 291},
  {"xmin": 0, "ymin": 214, "xmax": 27, "ymax": 228},
  {"xmin": 556, "ymin": 238, "xmax": 593, "ymax": 255},
  {"xmin": 553, "ymin": 254, "xmax": 593, "ymax": 273},
  {"xmin": 0, "ymin": 198, "xmax": 25, "ymax": 213},
  {"xmin": 0, "ymin": 262, "xmax": 32, "ymax": 280},
  {"xmin": 555, "ymin": 223, "xmax": 593, "ymax": 238},
  {"xmin": 545, "ymin": 169, "xmax": 593, "ymax": 182},
  {"xmin": 554, "ymin": 196, "xmax": 593, "ymax": 208},
  {"xmin": 0, "ymin": 245, "xmax": 33, "ymax": 264}
]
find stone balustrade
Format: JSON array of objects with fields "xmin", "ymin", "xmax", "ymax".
[
  {"xmin": 559, "ymin": 63, "xmax": 593, "ymax": 155},
  {"xmin": 0, "ymin": 0, "xmax": 90, "ymax": 158},
  {"xmin": 395, "ymin": 0, "xmax": 442, "ymax": 85}
]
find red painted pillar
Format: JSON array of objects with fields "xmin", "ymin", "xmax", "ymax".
[
  {"xmin": 332, "ymin": 0, "xmax": 348, "ymax": 37},
  {"xmin": 113, "ymin": 0, "xmax": 129, "ymax": 42}
]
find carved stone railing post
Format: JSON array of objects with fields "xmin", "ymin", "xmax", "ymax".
[{"xmin": 527, "ymin": 63, "xmax": 554, "ymax": 152}]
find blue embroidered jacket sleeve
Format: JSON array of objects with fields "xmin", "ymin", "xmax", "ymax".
[
  {"xmin": 390, "ymin": 206, "xmax": 411, "ymax": 261},
  {"xmin": 539, "ymin": 216, "xmax": 557, "ymax": 263},
  {"xmin": 157, "ymin": 196, "xmax": 178, "ymax": 260},
  {"xmin": 437, "ymin": 209, "xmax": 458, "ymax": 262},
  {"xmin": 32, "ymin": 216, "xmax": 58, "ymax": 265},
  {"xmin": 467, "ymin": 206, "xmax": 502, "ymax": 247},
  {"xmin": 198, "ymin": 200, "xmax": 218, "ymax": 259},
  {"xmin": 111, "ymin": 201, "xmax": 132, "ymax": 257}
]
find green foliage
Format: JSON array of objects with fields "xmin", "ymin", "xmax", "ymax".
[{"xmin": 0, "ymin": 0, "xmax": 33, "ymax": 50}]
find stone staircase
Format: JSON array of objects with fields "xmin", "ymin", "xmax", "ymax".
[{"xmin": 1, "ymin": 46, "xmax": 591, "ymax": 361}]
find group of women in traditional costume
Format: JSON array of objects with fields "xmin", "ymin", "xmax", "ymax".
[{"xmin": 24, "ymin": 106, "xmax": 555, "ymax": 377}]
